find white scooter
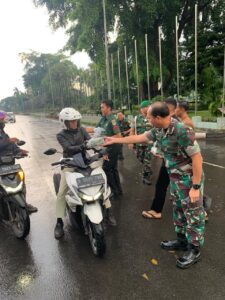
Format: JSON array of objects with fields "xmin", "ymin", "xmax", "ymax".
[{"xmin": 44, "ymin": 143, "xmax": 111, "ymax": 257}]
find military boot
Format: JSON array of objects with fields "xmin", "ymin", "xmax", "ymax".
[
  {"xmin": 176, "ymin": 244, "xmax": 201, "ymax": 269},
  {"xmin": 26, "ymin": 203, "xmax": 38, "ymax": 214},
  {"xmin": 161, "ymin": 233, "xmax": 188, "ymax": 251},
  {"xmin": 54, "ymin": 219, "xmax": 64, "ymax": 239}
]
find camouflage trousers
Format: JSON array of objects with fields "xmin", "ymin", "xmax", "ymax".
[
  {"xmin": 170, "ymin": 174, "xmax": 205, "ymax": 247},
  {"xmin": 136, "ymin": 145, "xmax": 152, "ymax": 174}
]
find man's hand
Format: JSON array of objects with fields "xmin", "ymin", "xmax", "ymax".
[
  {"xmin": 79, "ymin": 143, "xmax": 86, "ymax": 151},
  {"xmin": 123, "ymin": 129, "xmax": 131, "ymax": 136},
  {"xmin": 20, "ymin": 149, "xmax": 29, "ymax": 157},
  {"xmin": 103, "ymin": 137, "xmax": 116, "ymax": 147},
  {"xmin": 189, "ymin": 188, "xmax": 200, "ymax": 203},
  {"xmin": 103, "ymin": 154, "xmax": 109, "ymax": 161},
  {"xmin": 86, "ymin": 127, "xmax": 94, "ymax": 134},
  {"xmin": 9, "ymin": 137, "xmax": 19, "ymax": 143}
]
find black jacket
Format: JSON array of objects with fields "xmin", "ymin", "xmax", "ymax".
[
  {"xmin": 57, "ymin": 127, "xmax": 90, "ymax": 158},
  {"xmin": 0, "ymin": 129, "xmax": 21, "ymax": 157}
]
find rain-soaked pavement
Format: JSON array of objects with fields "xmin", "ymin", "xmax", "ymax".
[{"xmin": 0, "ymin": 115, "xmax": 225, "ymax": 300}]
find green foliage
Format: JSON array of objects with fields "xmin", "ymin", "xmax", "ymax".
[
  {"xmin": 18, "ymin": 51, "xmax": 95, "ymax": 111},
  {"xmin": 3, "ymin": 1, "xmax": 225, "ymax": 115},
  {"xmin": 0, "ymin": 91, "xmax": 29, "ymax": 113},
  {"xmin": 34, "ymin": 0, "xmax": 225, "ymax": 113},
  {"xmin": 200, "ymin": 64, "xmax": 222, "ymax": 114}
]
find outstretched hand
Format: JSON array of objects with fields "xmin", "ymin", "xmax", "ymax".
[
  {"xmin": 9, "ymin": 137, "xmax": 19, "ymax": 143},
  {"xmin": 103, "ymin": 137, "xmax": 116, "ymax": 147}
]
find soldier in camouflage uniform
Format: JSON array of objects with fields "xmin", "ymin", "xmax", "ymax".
[
  {"xmin": 117, "ymin": 112, "xmax": 131, "ymax": 160},
  {"xmin": 104, "ymin": 102, "xmax": 205, "ymax": 269},
  {"xmin": 96, "ymin": 101, "xmax": 123, "ymax": 200},
  {"xmin": 130, "ymin": 100, "xmax": 153, "ymax": 185}
]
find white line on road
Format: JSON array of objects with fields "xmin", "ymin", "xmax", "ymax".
[{"xmin": 204, "ymin": 161, "xmax": 225, "ymax": 169}]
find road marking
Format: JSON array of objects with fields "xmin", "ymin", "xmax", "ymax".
[{"xmin": 204, "ymin": 161, "xmax": 225, "ymax": 169}]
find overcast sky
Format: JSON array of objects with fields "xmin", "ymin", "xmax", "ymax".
[{"xmin": 0, "ymin": 0, "xmax": 91, "ymax": 100}]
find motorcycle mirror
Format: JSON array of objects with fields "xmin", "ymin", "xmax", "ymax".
[
  {"xmin": 43, "ymin": 148, "xmax": 57, "ymax": 155},
  {"xmin": 17, "ymin": 140, "xmax": 26, "ymax": 146}
]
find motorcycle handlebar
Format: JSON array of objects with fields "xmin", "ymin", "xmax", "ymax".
[
  {"xmin": 51, "ymin": 161, "xmax": 62, "ymax": 166},
  {"xmin": 14, "ymin": 155, "xmax": 26, "ymax": 159},
  {"xmin": 51, "ymin": 158, "xmax": 72, "ymax": 166}
]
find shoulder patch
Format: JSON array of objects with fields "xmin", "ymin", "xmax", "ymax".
[{"xmin": 112, "ymin": 119, "xmax": 116, "ymax": 125}]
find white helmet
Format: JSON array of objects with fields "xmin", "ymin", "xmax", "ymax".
[{"xmin": 59, "ymin": 107, "xmax": 82, "ymax": 128}]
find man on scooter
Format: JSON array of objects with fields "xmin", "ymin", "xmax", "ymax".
[
  {"xmin": 0, "ymin": 111, "xmax": 38, "ymax": 214},
  {"xmin": 54, "ymin": 108, "xmax": 116, "ymax": 239}
]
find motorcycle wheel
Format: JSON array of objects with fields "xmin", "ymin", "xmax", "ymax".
[
  {"xmin": 87, "ymin": 221, "xmax": 106, "ymax": 257},
  {"xmin": 10, "ymin": 201, "xmax": 30, "ymax": 239}
]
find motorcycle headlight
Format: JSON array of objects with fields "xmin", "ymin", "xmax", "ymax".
[
  {"xmin": 93, "ymin": 191, "xmax": 102, "ymax": 200},
  {"xmin": 78, "ymin": 190, "xmax": 103, "ymax": 202},
  {"xmin": 81, "ymin": 194, "xmax": 94, "ymax": 201}
]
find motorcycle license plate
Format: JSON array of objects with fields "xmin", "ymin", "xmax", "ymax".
[
  {"xmin": 76, "ymin": 174, "xmax": 105, "ymax": 188},
  {"xmin": 0, "ymin": 164, "xmax": 22, "ymax": 176}
]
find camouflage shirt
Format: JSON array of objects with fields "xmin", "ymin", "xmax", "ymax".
[
  {"xmin": 117, "ymin": 118, "xmax": 131, "ymax": 137},
  {"xmin": 131, "ymin": 114, "xmax": 151, "ymax": 135},
  {"xmin": 131, "ymin": 114, "xmax": 152, "ymax": 147},
  {"xmin": 145, "ymin": 118, "xmax": 200, "ymax": 177},
  {"xmin": 96, "ymin": 114, "xmax": 120, "ymax": 137}
]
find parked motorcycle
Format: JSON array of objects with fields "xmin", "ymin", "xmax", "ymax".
[
  {"xmin": 44, "ymin": 144, "xmax": 111, "ymax": 257},
  {"xmin": 0, "ymin": 141, "xmax": 30, "ymax": 239}
]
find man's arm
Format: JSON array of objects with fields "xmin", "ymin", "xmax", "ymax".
[
  {"xmin": 189, "ymin": 152, "xmax": 203, "ymax": 203},
  {"xmin": 183, "ymin": 117, "xmax": 195, "ymax": 130},
  {"xmin": 104, "ymin": 133, "xmax": 148, "ymax": 146},
  {"xmin": 191, "ymin": 152, "xmax": 203, "ymax": 185},
  {"xmin": 86, "ymin": 127, "xmax": 95, "ymax": 134},
  {"xmin": 86, "ymin": 126, "xmax": 121, "ymax": 138},
  {"xmin": 81, "ymin": 127, "xmax": 91, "ymax": 140},
  {"xmin": 177, "ymin": 124, "xmax": 203, "ymax": 203},
  {"xmin": 57, "ymin": 133, "xmax": 84, "ymax": 156}
]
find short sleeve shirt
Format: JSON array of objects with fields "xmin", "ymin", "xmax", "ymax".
[
  {"xmin": 117, "ymin": 118, "xmax": 130, "ymax": 136},
  {"xmin": 131, "ymin": 114, "xmax": 151, "ymax": 134},
  {"xmin": 96, "ymin": 114, "xmax": 120, "ymax": 137},
  {"xmin": 145, "ymin": 118, "xmax": 200, "ymax": 175}
]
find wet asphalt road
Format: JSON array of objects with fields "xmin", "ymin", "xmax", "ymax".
[{"xmin": 0, "ymin": 115, "xmax": 225, "ymax": 300}]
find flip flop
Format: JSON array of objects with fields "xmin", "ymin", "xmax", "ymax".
[{"xmin": 142, "ymin": 210, "xmax": 162, "ymax": 219}]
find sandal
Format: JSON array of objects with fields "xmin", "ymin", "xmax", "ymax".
[{"xmin": 142, "ymin": 210, "xmax": 162, "ymax": 219}]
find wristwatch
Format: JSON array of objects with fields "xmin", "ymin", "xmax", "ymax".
[{"xmin": 192, "ymin": 184, "xmax": 201, "ymax": 190}]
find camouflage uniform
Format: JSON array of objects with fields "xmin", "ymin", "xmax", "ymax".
[
  {"xmin": 145, "ymin": 118, "xmax": 205, "ymax": 247},
  {"xmin": 96, "ymin": 114, "xmax": 123, "ymax": 196},
  {"xmin": 117, "ymin": 117, "xmax": 131, "ymax": 137},
  {"xmin": 131, "ymin": 114, "xmax": 153, "ymax": 184},
  {"xmin": 117, "ymin": 117, "xmax": 131, "ymax": 160}
]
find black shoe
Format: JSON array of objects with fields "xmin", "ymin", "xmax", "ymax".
[
  {"xmin": 176, "ymin": 245, "xmax": 201, "ymax": 269},
  {"xmin": 161, "ymin": 235, "xmax": 188, "ymax": 251},
  {"xmin": 105, "ymin": 208, "xmax": 117, "ymax": 226},
  {"xmin": 54, "ymin": 221, "xmax": 64, "ymax": 239},
  {"xmin": 26, "ymin": 203, "xmax": 38, "ymax": 214}
]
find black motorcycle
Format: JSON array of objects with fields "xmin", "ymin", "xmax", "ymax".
[{"xmin": 0, "ymin": 141, "xmax": 30, "ymax": 239}]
